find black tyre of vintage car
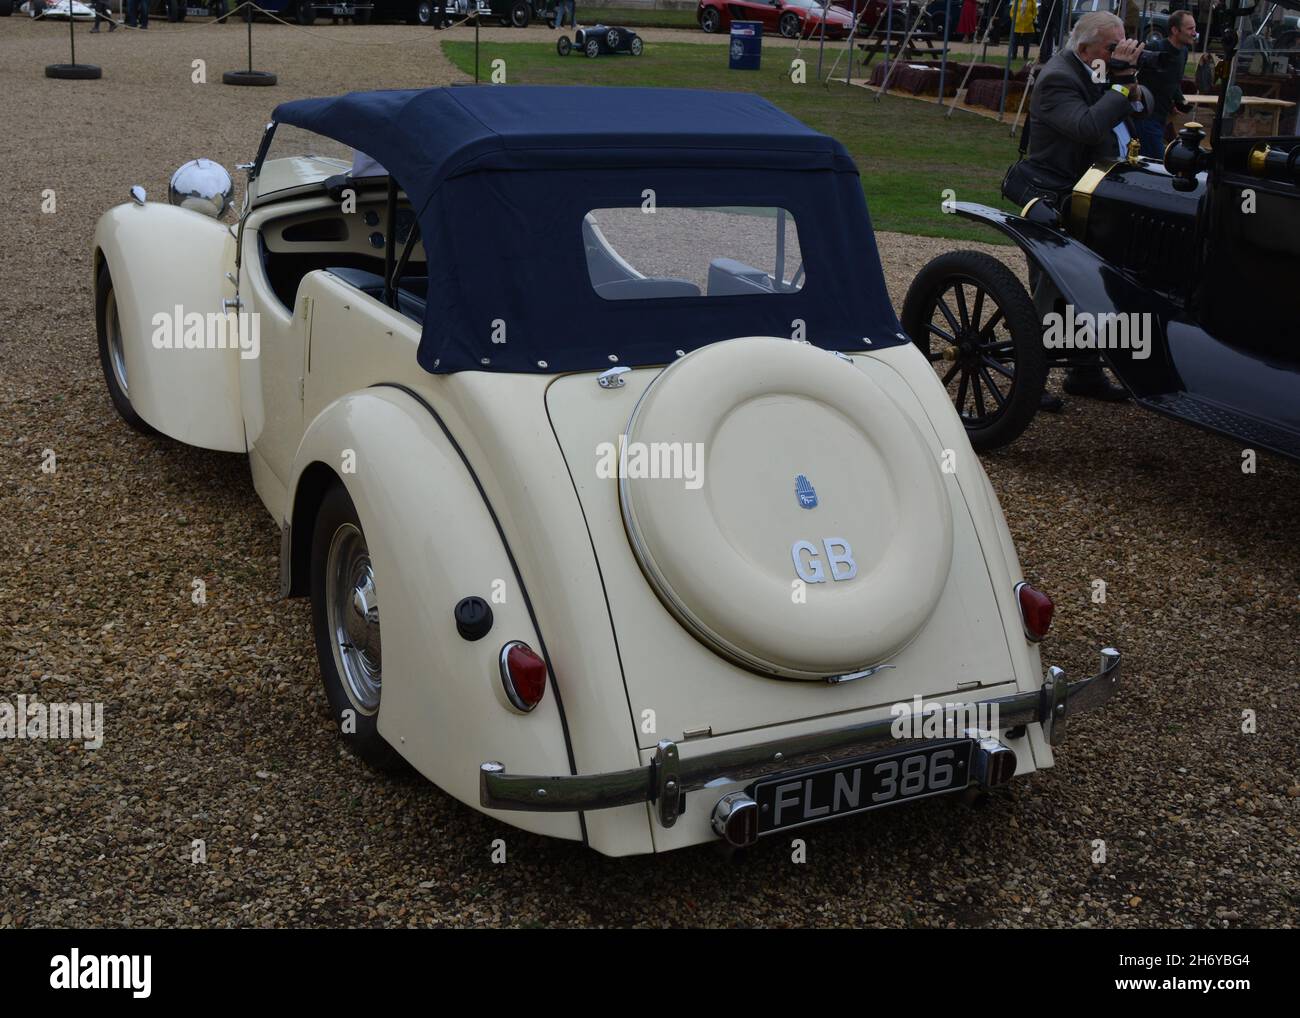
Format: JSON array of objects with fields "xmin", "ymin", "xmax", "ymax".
[
  {"xmin": 509, "ymin": 0, "xmax": 527, "ymax": 24},
  {"xmin": 412, "ymin": 0, "xmax": 434, "ymax": 22},
  {"xmin": 700, "ymin": 5, "xmax": 719, "ymax": 32},
  {"xmin": 901, "ymin": 250, "xmax": 1046, "ymax": 451},
  {"xmin": 779, "ymin": 10, "xmax": 801, "ymax": 38},
  {"xmin": 630, "ymin": 35, "xmax": 643, "ymax": 55},
  {"xmin": 556, "ymin": 34, "xmax": 572, "ymax": 55},
  {"xmin": 585, "ymin": 36, "xmax": 600, "ymax": 57},
  {"xmin": 95, "ymin": 265, "xmax": 156, "ymax": 435},
  {"xmin": 310, "ymin": 482, "xmax": 406, "ymax": 773}
]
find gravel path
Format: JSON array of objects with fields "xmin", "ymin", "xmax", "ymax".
[{"xmin": 1, "ymin": 19, "xmax": 1296, "ymax": 929}]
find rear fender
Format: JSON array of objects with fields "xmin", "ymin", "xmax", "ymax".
[
  {"xmin": 93, "ymin": 202, "xmax": 244, "ymax": 451},
  {"xmin": 285, "ymin": 388, "xmax": 590, "ymax": 845},
  {"xmin": 953, "ymin": 202, "xmax": 1181, "ymax": 396}
]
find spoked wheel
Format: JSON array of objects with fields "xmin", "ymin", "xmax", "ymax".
[
  {"xmin": 901, "ymin": 250, "xmax": 1045, "ymax": 452},
  {"xmin": 585, "ymin": 37, "xmax": 600, "ymax": 57},
  {"xmin": 310, "ymin": 482, "xmax": 404, "ymax": 771},
  {"xmin": 556, "ymin": 34, "xmax": 571, "ymax": 55}
]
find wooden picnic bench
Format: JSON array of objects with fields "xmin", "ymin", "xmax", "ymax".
[{"xmin": 857, "ymin": 30, "xmax": 939, "ymax": 71}]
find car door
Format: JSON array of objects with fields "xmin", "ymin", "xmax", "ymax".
[{"xmin": 236, "ymin": 206, "xmax": 310, "ymax": 496}]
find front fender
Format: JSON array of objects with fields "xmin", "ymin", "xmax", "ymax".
[
  {"xmin": 286, "ymin": 388, "xmax": 589, "ymax": 846},
  {"xmin": 953, "ymin": 201, "xmax": 1181, "ymax": 395},
  {"xmin": 93, "ymin": 202, "xmax": 244, "ymax": 451}
]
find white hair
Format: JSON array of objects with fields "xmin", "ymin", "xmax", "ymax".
[{"xmin": 1067, "ymin": 11, "xmax": 1123, "ymax": 51}]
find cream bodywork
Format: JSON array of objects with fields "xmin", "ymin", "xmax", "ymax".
[{"xmin": 95, "ymin": 186, "xmax": 1053, "ymax": 856}]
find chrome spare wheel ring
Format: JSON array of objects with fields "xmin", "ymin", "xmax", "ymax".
[
  {"xmin": 326, "ymin": 522, "xmax": 382, "ymax": 714},
  {"xmin": 106, "ymin": 288, "xmax": 129, "ymax": 399}
]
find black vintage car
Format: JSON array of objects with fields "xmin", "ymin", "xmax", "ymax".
[
  {"xmin": 429, "ymin": 0, "xmax": 535, "ymax": 26},
  {"xmin": 903, "ymin": 3, "xmax": 1299, "ymax": 461},
  {"xmin": 557, "ymin": 24, "xmax": 645, "ymax": 57}
]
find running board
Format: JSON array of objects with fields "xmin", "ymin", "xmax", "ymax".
[{"xmin": 1139, "ymin": 391, "xmax": 1300, "ymax": 461}]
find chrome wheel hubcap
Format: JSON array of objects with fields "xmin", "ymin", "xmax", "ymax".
[
  {"xmin": 326, "ymin": 523, "xmax": 382, "ymax": 714},
  {"xmin": 106, "ymin": 289, "xmax": 128, "ymax": 399}
]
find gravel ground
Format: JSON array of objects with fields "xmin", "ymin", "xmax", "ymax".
[{"xmin": 1, "ymin": 19, "xmax": 1297, "ymax": 929}]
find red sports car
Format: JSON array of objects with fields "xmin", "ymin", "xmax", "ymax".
[{"xmin": 698, "ymin": 0, "xmax": 857, "ymax": 40}]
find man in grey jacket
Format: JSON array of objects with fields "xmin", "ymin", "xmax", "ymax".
[
  {"xmin": 1014, "ymin": 11, "xmax": 1144, "ymax": 402},
  {"xmin": 1023, "ymin": 12, "xmax": 1145, "ymax": 195}
]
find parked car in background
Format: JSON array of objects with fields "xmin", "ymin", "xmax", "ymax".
[
  {"xmin": 240, "ymin": 0, "xmax": 374, "ymax": 23},
  {"xmin": 698, "ymin": 0, "xmax": 855, "ymax": 39},
  {"xmin": 91, "ymin": 85, "xmax": 1120, "ymax": 855}
]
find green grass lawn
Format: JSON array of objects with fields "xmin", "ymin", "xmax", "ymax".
[{"xmin": 442, "ymin": 40, "xmax": 1017, "ymax": 242}]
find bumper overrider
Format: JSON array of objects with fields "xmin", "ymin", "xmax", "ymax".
[{"xmin": 480, "ymin": 648, "xmax": 1120, "ymax": 846}]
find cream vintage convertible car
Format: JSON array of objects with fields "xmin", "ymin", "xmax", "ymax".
[{"xmin": 92, "ymin": 86, "xmax": 1119, "ymax": 855}]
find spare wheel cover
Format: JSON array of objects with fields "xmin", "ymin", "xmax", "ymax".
[{"xmin": 620, "ymin": 336, "xmax": 953, "ymax": 680}]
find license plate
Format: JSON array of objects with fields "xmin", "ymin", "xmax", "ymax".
[{"xmin": 750, "ymin": 740, "xmax": 972, "ymax": 836}]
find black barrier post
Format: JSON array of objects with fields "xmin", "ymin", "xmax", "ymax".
[
  {"xmin": 475, "ymin": 12, "xmax": 481, "ymax": 83},
  {"xmin": 223, "ymin": 4, "xmax": 278, "ymax": 85},
  {"xmin": 46, "ymin": 2, "xmax": 103, "ymax": 79}
]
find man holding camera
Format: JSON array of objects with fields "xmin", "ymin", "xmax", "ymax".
[
  {"xmin": 1004, "ymin": 12, "xmax": 1147, "ymax": 402},
  {"xmin": 1136, "ymin": 10, "xmax": 1197, "ymax": 157}
]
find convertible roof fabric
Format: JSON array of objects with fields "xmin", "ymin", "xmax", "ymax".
[{"xmin": 272, "ymin": 86, "xmax": 907, "ymax": 373}]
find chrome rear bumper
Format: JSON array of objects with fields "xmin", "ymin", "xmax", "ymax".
[{"xmin": 480, "ymin": 647, "xmax": 1120, "ymax": 829}]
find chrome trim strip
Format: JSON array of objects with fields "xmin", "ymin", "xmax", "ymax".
[{"xmin": 480, "ymin": 647, "xmax": 1121, "ymax": 818}]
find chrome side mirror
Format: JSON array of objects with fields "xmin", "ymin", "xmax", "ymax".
[
  {"xmin": 129, "ymin": 185, "xmax": 146, "ymax": 206},
  {"xmin": 168, "ymin": 158, "xmax": 234, "ymax": 219}
]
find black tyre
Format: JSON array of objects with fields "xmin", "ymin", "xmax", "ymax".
[
  {"xmin": 901, "ymin": 250, "xmax": 1045, "ymax": 452},
  {"xmin": 699, "ymin": 5, "xmax": 718, "ymax": 32},
  {"xmin": 414, "ymin": 0, "xmax": 433, "ymax": 23},
  {"xmin": 509, "ymin": 0, "xmax": 527, "ymax": 25},
  {"xmin": 223, "ymin": 69, "xmax": 278, "ymax": 85},
  {"xmin": 630, "ymin": 35, "xmax": 642, "ymax": 55},
  {"xmin": 46, "ymin": 63, "xmax": 103, "ymax": 79},
  {"xmin": 585, "ymin": 36, "xmax": 599, "ymax": 57},
  {"xmin": 296, "ymin": 2, "xmax": 315, "ymax": 23},
  {"xmin": 556, "ymin": 34, "xmax": 571, "ymax": 55},
  {"xmin": 779, "ymin": 11, "xmax": 800, "ymax": 38},
  {"xmin": 310, "ymin": 483, "xmax": 405, "ymax": 772},
  {"xmin": 95, "ymin": 264, "xmax": 155, "ymax": 435},
  {"xmin": 0, "ymin": 0, "xmax": 12, "ymax": 17}
]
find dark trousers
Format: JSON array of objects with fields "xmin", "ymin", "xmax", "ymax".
[
  {"xmin": 1014, "ymin": 32, "xmax": 1033, "ymax": 60},
  {"xmin": 126, "ymin": 0, "xmax": 149, "ymax": 26},
  {"xmin": 92, "ymin": 0, "xmax": 112, "ymax": 26},
  {"xmin": 1136, "ymin": 116, "xmax": 1168, "ymax": 159}
]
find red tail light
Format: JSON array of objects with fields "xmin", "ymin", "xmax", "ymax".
[
  {"xmin": 1015, "ymin": 582, "xmax": 1054, "ymax": 642},
  {"xmin": 499, "ymin": 641, "xmax": 547, "ymax": 712}
]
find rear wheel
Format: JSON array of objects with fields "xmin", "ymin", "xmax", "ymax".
[
  {"xmin": 509, "ymin": 0, "xmax": 527, "ymax": 25},
  {"xmin": 414, "ymin": 0, "xmax": 432, "ymax": 23},
  {"xmin": 901, "ymin": 250, "xmax": 1045, "ymax": 452},
  {"xmin": 585, "ymin": 37, "xmax": 599, "ymax": 57},
  {"xmin": 779, "ymin": 11, "xmax": 800, "ymax": 38},
  {"xmin": 699, "ymin": 5, "xmax": 718, "ymax": 32},
  {"xmin": 630, "ymin": 35, "xmax": 642, "ymax": 55},
  {"xmin": 310, "ymin": 483, "xmax": 405, "ymax": 772},
  {"xmin": 95, "ymin": 264, "xmax": 155, "ymax": 435}
]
